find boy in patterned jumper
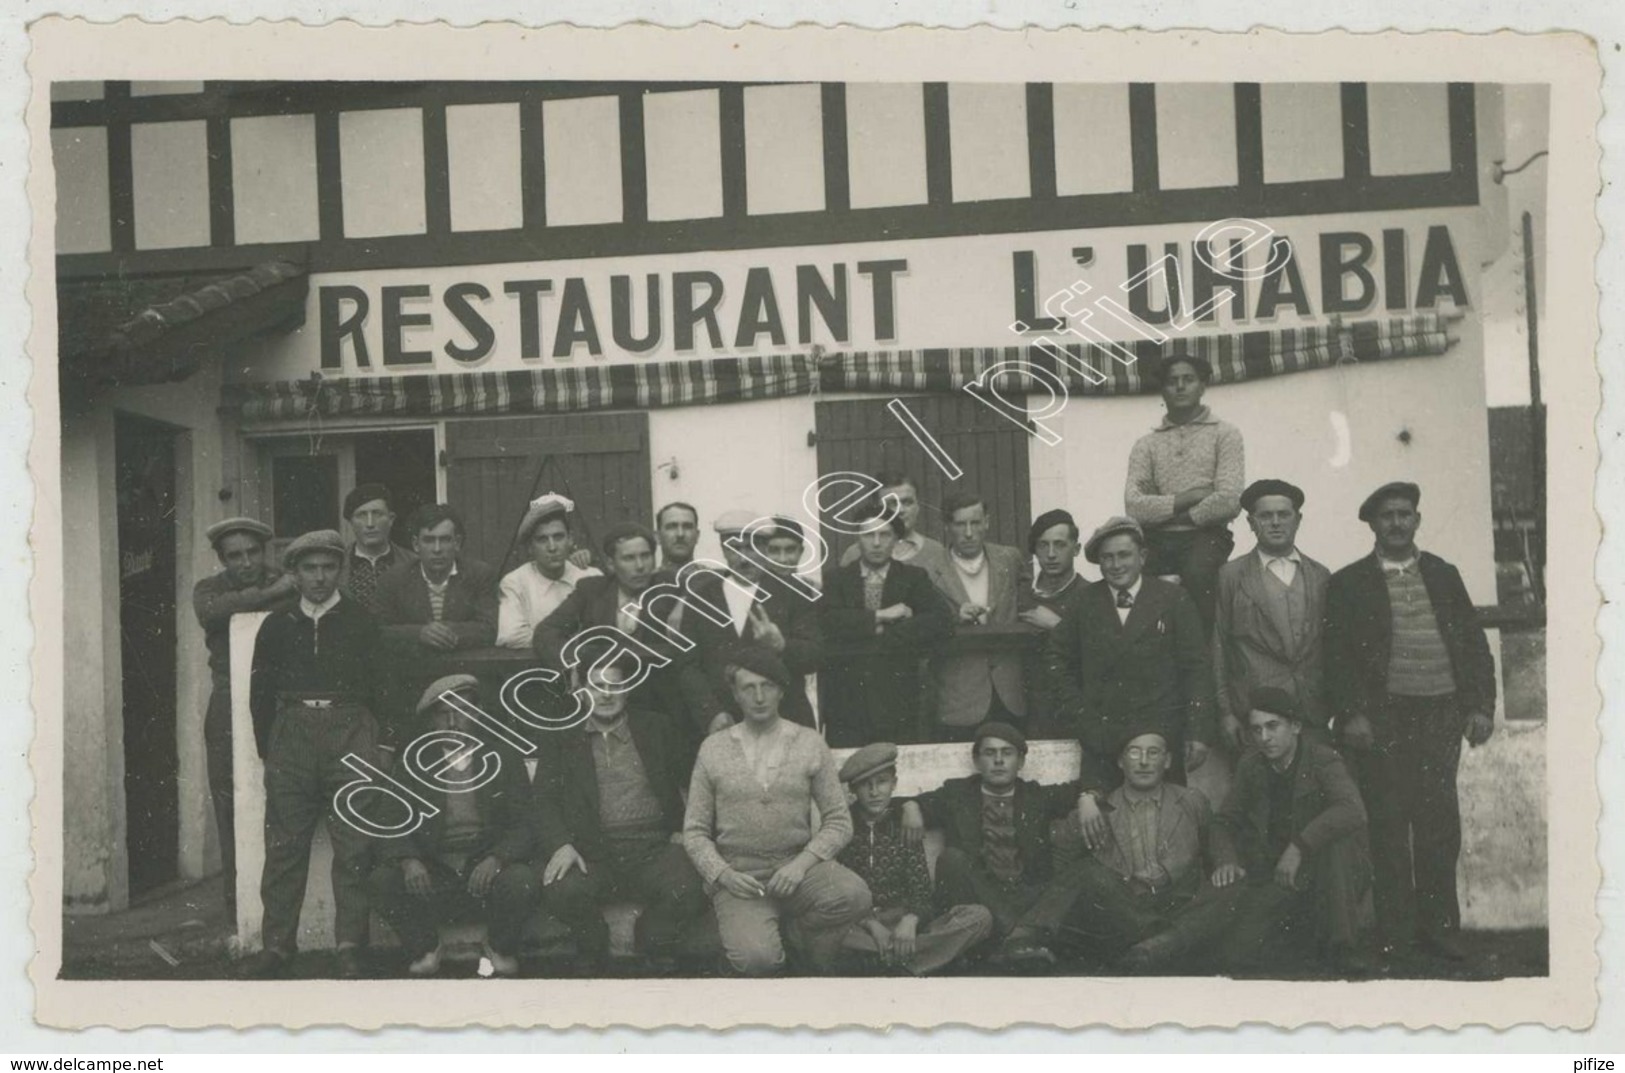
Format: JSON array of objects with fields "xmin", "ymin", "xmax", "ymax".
[{"xmin": 837, "ymin": 743, "xmax": 992, "ymax": 974}]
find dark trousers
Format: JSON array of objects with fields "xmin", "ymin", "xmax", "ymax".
[
  {"xmin": 933, "ymin": 846, "xmax": 1105, "ymax": 940},
  {"xmin": 1055, "ymin": 869, "xmax": 1210, "ymax": 961},
  {"xmin": 1357, "ymin": 692, "xmax": 1465, "ymax": 945},
  {"xmin": 204, "ymin": 685, "xmax": 236, "ymax": 921},
  {"xmin": 260, "ymin": 703, "xmax": 379, "ymax": 955},
  {"xmin": 538, "ymin": 838, "xmax": 707, "ymax": 960},
  {"xmin": 823, "ymin": 664, "xmax": 927, "ymax": 748},
  {"xmin": 366, "ymin": 857, "xmax": 538, "ymax": 957},
  {"xmin": 1145, "ymin": 527, "xmax": 1234, "ymax": 636}
]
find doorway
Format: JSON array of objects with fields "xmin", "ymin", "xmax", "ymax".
[{"xmin": 114, "ymin": 413, "xmax": 180, "ymax": 898}]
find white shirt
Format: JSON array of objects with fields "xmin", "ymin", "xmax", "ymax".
[
  {"xmin": 496, "ymin": 560, "xmax": 601, "ymax": 648},
  {"xmin": 1258, "ymin": 546, "xmax": 1302, "ymax": 588},
  {"xmin": 1110, "ymin": 576, "xmax": 1144, "ymax": 625},
  {"xmin": 300, "ymin": 590, "xmax": 342, "ymax": 621},
  {"xmin": 952, "ymin": 551, "xmax": 991, "ymax": 610},
  {"xmin": 723, "ymin": 573, "xmax": 762, "ymax": 636}
]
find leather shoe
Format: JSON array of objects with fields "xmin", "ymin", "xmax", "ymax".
[
  {"xmin": 234, "ymin": 950, "xmax": 289, "ymax": 980},
  {"xmin": 334, "ymin": 945, "xmax": 366, "ymax": 979}
]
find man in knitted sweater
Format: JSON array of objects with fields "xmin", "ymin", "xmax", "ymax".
[
  {"xmin": 1124, "ymin": 354, "xmax": 1246, "ymax": 636},
  {"xmin": 1324, "ymin": 481, "xmax": 1495, "ymax": 962},
  {"xmin": 683, "ymin": 646, "xmax": 871, "ymax": 975}
]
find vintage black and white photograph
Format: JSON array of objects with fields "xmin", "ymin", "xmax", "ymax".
[{"xmin": 25, "ymin": 20, "xmax": 1603, "ymax": 1032}]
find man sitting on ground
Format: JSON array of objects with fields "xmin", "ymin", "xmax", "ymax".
[
  {"xmin": 837, "ymin": 743, "xmax": 993, "ymax": 975},
  {"xmin": 365, "ymin": 676, "xmax": 538, "ymax": 977},
  {"xmin": 1210, "ymin": 687, "xmax": 1375, "ymax": 975},
  {"xmin": 901, "ymin": 722, "xmax": 1109, "ymax": 967}
]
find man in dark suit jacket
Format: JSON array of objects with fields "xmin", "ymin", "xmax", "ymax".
[
  {"xmin": 1324, "ymin": 481, "xmax": 1496, "ymax": 961},
  {"xmin": 1210, "ymin": 688, "xmax": 1374, "ymax": 975},
  {"xmin": 521, "ymin": 660, "xmax": 707, "ymax": 968},
  {"xmin": 1043, "ymin": 515, "xmax": 1216, "ymax": 798},
  {"xmin": 675, "ymin": 510, "xmax": 822, "ymax": 731},
  {"xmin": 374, "ymin": 503, "xmax": 499, "ymax": 650},
  {"xmin": 535, "ymin": 522, "xmax": 721, "ymax": 752},
  {"xmin": 365, "ymin": 675, "xmax": 540, "ymax": 978},
  {"xmin": 900, "ymin": 722, "xmax": 1122, "ymax": 966},
  {"xmin": 820, "ymin": 498, "xmax": 953, "ymax": 747}
]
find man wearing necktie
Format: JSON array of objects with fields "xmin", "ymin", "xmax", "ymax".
[
  {"xmin": 1324, "ymin": 481, "xmax": 1496, "ymax": 964},
  {"xmin": 1042, "ymin": 515, "xmax": 1216, "ymax": 851},
  {"xmin": 1211, "ymin": 479, "xmax": 1333, "ymax": 751}
]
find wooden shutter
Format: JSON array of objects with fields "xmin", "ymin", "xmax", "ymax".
[
  {"xmin": 813, "ymin": 395, "xmax": 1032, "ymax": 556},
  {"xmin": 443, "ymin": 413, "xmax": 651, "ymax": 574}
]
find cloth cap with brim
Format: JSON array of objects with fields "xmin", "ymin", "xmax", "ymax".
[
  {"xmin": 973, "ymin": 720, "xmax": 1028, "ymax": 755},
  {"xmin": 1028, "ymin": 508, "xmax": 1078, "ymax": 556},
  {"xmin": 714, "ymin": 509, "xmax": 760, "ymax": 535},
  {"xmin": 206, "ymin": 516, "xmax": 272, "ymax": 547},
  {"xmin": 1358, "ymin": 481, "xmax": 1421, "ymax": 523},
  {"xmin": 1241, "ymin": 479, "xmax": 1305, "ymax": 513},
  {"xmin": 517, "ymin": 492, "xmax": 576, "ymax": 542},
  {"xmin": 282, "ymin": 529, "xmax": 346, "ymax": 569},
  {"xmin": 343, "ymin": 483, "xmax": 393, "ymax": 519},
  {"xmin": 417, "ymin": 673, "xmax": 480, "ymax": 716},
  {"xmin": 1083, "ymin": 515, "xmax": 1145, "ymax": 564},
  {"xmin": 839, "ymin": 742, "xmax": 899, "ymax": 785},
  {"xmin": 1246, "ymin": 686, "xmax": 1303, "ymax": 722},
  {"xmin": 724, "ymin": 644, "xmax": 792, "ymax": 690}
]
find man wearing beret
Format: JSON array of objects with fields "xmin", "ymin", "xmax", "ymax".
[
  {"xmin": 837, "ymin": 743, "xmax": 993, "ymax": 974},
  {"xmin": 366, "ymin": 676, "xmax": 538, "ymax": 977},
  {"xmin": 338, "ymin": 483, "xmax": 415, "ymax": 615},
  {"xmin": 1211, "ymin": 479, "xmax": 1333, "ymax": 750},
  {"xmin": 1124, "ymin": 354, "xmax": 1246, "ymax": 636},
  {"xmin": 902, "ymin": 721, "xmax": 1114, "ymax": 966},
  {"xmin": 1042, "ymin": 515, "xmax": 1215, "ymax": 799},
  {"xmin": 192, "ymin": 516, "xmax": 297, "ymax": 921},
  {"xmin": 496, "ymin": 492, "xmax": 601, "ymax": 649},
  {"xmin": 240, "ymin": 530, "xmax": 383, "ymax": 979},
  {"xmin": 1210, "ymin": 688, "xmax": 1374, "ymax": 975},
  {"xmin": 1325, "ymin": 481, "xmax": 1495, "ymax": 962},
  {"xmin": 1019, "ymin": 509, "xmax": 1088, "ymax": 736}
]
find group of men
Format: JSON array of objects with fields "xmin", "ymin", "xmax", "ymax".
[{"xmin": 192, "ymin": 352, "xmax": 1496, "ymax": 979}]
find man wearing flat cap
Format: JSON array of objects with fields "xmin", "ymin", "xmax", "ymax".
[
  {"xmin": 1325, "ymin": 481, "xmax": 1495, "ymax": 962},
  {"xmin": 338, "ymin": 483, "xmax": 415, "ymax": 615},
  {"xmin": 1125, "ymin": 354, "xmax": 1246, "ymax": 636},
  {"xmin": 1043, "ymin": 515, "xmax": 1215, "ymax": 802},
  {"xmin": 367, "ymin": 676, "xmax": 538, "ymax": 977},
  {"xmin": 1211, "ymin": 479, "xmax": 1332, "ymax": 751},
  {"xmin": 902, "ymin": 721, "xmax": 1114, "ymax": 967},
  {"xmin": 240, "ymin": 529, "xmax": 383, "ymax": 979},
  {"xmin": 496, "ymin": 493, "xmax": 601, "ymax": 649},
  {"xmin": 1019, "ymin": 509, "xmax": 1088, "ymax": 736},
  {"xmin": 192, "ymin": 516, "xmax": 296, "ymax": 920},
  {"xmin": 836, "ymin": 743, "xmax": 993, "ymax": 974}
]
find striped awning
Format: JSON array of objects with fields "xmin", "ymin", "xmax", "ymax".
[{"xmin": 234, "ymin": 311, "xmax": 1459, "ymax": 421}]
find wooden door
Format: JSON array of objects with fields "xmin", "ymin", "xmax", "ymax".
[
  {"xmin": 443, "ymin": 413, "xmax": 652, "ymax": 575},
  {"xmin": 115, "ymin": 413, "xmax": 180, "ymax": 898}
]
